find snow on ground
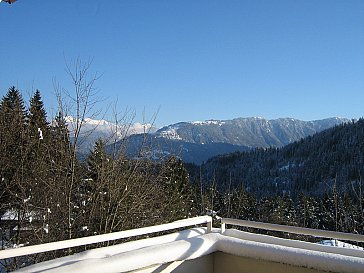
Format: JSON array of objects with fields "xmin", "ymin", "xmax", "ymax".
[
  {"xmin": 0, "ymin": 210, "xmax": 17, "ymax": 221},
  {"xmin": 1, "ymin": 209, "xmax": 42, "ymax": 222},
  {"xmin": 317, "ymin": 239, "xmax": 364, "ymax": 250}
]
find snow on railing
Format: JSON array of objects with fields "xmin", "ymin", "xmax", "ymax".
[
  {"xmin": 0, "ymin": 215, "xmax": 212, "ymax": 260},
  {"xmin": 221, "ymin": 218, "xmax": 364, "ymax": 243}
]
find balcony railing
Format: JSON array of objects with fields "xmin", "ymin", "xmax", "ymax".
[
  {"xmin": 221, "ymin": 218, "xmax": 364, "ymax": 243},
  {"xmin": 0, "ymin": 215, "xmax": 212, "ymax": 260},
  {"xmin": 1, "ymin": 216, "xmax": 364, "ymax": 267},
  {"xmin": 2, "ymin": 216, "xmax": 364, "ymax": 273}
]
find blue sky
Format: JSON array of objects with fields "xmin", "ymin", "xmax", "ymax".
[{"xmin": 1, "ymin": 0, "xmax": 363, "ymax": 127}]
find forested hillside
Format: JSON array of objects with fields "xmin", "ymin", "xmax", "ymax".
[
  {"xmin": 190, "ymin": 119, "xmax": 364, "ymax": 198},
  {"xmin": 185, "ymin": 120, "xmax": 364, "ymax": 238}
]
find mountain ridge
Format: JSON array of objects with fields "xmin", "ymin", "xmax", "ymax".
[
  {"xmin": 153, "ymin": 117, "xmax": 349, "ymax": 148},
  {"xmin": 123, "ymin": 116, "xmax": 349, "ymax": 164},
  {"xmin": 66, "ymin": 116, "xmax": 349, "ymax": 163}
]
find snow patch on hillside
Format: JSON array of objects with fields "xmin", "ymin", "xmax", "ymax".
[{"xmin": 159, "ymin": 126, "xmax": 182, "ymax": 140}]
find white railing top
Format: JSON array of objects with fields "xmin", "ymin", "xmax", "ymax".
[
  {"xmin": 0, "ymin": 215, "xmax": 212, "ymax": 260},
  {"xmin": 3, "ymin": 216, "xmax": 363, "ymax": 262},
  {"xmin": 221, "ymin": 218, "xmax": 364, "ymax": 243}
]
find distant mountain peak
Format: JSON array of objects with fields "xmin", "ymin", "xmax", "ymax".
[{"xmin": 65, "ymin": 116, "xmax": 157, "ymax": 153}]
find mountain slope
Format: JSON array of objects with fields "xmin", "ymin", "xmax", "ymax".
[
  {"xmin": 192, "ymin": 119, "xmax": 364, "ymax": 197},
  {"xmin": 120, "ymin": 134, "xmax": 249, "ymax": 164},
  {"xmin": 122, "ymin": 117, "xmax": 348, "ymax": 164},
  {"xmin": 155, "ymin": 117, "xmax": 348, "ymax": 147}
]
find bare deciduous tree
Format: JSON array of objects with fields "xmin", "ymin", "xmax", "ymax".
[{"xmin": 54, "ymin": 57, "xmax": 102, "ymax": 240}]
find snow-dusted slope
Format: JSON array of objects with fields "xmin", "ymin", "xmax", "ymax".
[
  {"xmin": 154, "ymin": 117, "xmax": 349, "ymax": 147},
  {"xmin": 123, "ymin": 117, "xmax": 349, "ymax": 164},
  {"xmin": 67, "ymin": 116, "xmax": 348, "ymax": 162}
]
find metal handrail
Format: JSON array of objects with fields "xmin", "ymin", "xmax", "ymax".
[
  {"xmin": 221, "ymin": 218, "xmax": 364, "ymax": 243},
  {"xmin": 0, "ymin": 215, "xmax": 212, "ymax": 259}
]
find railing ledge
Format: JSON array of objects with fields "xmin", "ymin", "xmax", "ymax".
[
  {"xmin": 0, "ymin": 215, "xmax": 212, "ymax": 259},
  {"xmin": 221, "ymin": 218, "xmax": 364, "ymax": 243}
]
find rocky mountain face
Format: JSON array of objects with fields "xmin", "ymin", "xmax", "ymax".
[{"xmin": 123, "ymin": 117, "xmax": 349, "ymax": 164}]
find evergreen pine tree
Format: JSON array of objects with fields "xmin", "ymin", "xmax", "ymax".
[
  {"xmin": 296, "ymin": 194, "xmax": 319, "ymax": 229},
  {"xmin": 26, "ymin": 91, "xmax": 52, "ymax": 240},
  {"xmin": 86, "ymin": 138, "xmax": 111, "ymax": 182},
  {"xmin": 0, "ymin": 87, "xmax": 28, "ymax": 212},
  {"xmin": 27, "ymin": 89, "xmax": 50, "ymax": 176},
  {"xmin": 29, "ymin": 90, "xmax": 48, "ymax": 131},
  {"xmin": 158, "ymin": 156, "xmax": 196, "ymax": 221},
  {"xmin": 225, "ymin": 186, "xmax": 256, "ymax": 220},
  {"xmin": 81, "ymin": 138, "xmax": 113, "ymax": 236},
  {"xmin": 47, "ymin": 111, "xmax": 72, "ymax": 242}
]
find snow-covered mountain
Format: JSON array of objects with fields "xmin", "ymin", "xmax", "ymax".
[
  {"xmin": 154, "ymin": 117, "xmax": 349, "ymax": 148},
  {"xmin": 68, "ymin": 116, "xmax": 348, "ymax": 156},
  {"xmin": 65, "ymin": 117, "xmax": 157, "ymax": 153},
  {"xmin": 124, "ymin": 117, "xmax": 349, "ymax": 164}
]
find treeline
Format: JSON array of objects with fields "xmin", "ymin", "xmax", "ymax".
[
  {"xmin": 185, "ymin": 118, "xmax": 364, "ymax": 240},
  {"xmin": 198, "ymin": 185, "xmax": 364, "ymax": 236},
  {"xmin": 0, "ymin": 87, "xmax": 197, "ymax": 270}
]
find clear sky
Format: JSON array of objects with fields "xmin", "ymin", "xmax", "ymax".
[{"xmin": 1, "ymin": 0, "xmax": 363, "ymax": 127}]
